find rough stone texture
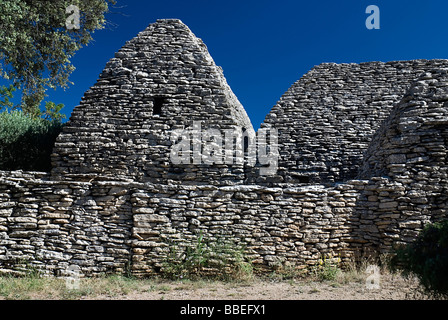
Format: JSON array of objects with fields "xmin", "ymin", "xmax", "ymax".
[
  {"xmin": 0, "ymin": 172, "xmax": 132, "ymax": 276},
  {"xmin": 1, "ymin": 172, "xmax": 445, "ymax": 277},
  {"xmin": 357, "ymin": 68, "xmax": 448, "ymax": 242},
  {"xmin": 258, "ymin": 60, "xmax": 448, "ymax": 185},
  {"xmin": 1, "ymin": 19, "xmax": 448, "ymax": 277},
  {"xmin": 360, "ymin": 68, "xmax": 448, "ymax": 183},
  {"xmin": 51, "ymin": 19, "xmax": 254, "ymax": 186}
]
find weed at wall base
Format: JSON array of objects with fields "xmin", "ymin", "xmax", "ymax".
[{"xmin": 161, "ymin": 232, "xmax": 253, "ymax": 281}]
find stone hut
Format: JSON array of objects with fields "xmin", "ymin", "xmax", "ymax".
[
  {"xmin": 1, "ymin": 19, "xmax": 448, "ymax": 277},
  {"xmin": 259, "ymin": 60, "xmax": 448, "ymax": 185},
  {"xmin": 51, "ymin": 19, "xmax": 254, "ymax": 186},
  {"xmin": 359, "ymin": 68, "xmax": 448, "ymax": 223}
]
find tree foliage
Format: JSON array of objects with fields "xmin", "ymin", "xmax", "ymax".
[
  {"xmin": 391, "ymin": 220, "xmax": 448, "ymax": 298},
  {"xmin": 0, "ymin": 110, "xmax": 64, "ymax": 171},
  {"xmin": 0, "ymin": 0, "xmax": 115, "ymax": 116},
  {"xmin": 0, "ymin": 84, "xmax": 16, "ymax": 110},
  {"xmin": 1, "ymin": 83, "xmax": 66, "ymax": 123}
]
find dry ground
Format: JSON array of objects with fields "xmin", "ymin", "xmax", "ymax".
[
  {"xmin": 0, "ymin": 270, "xmax": 433, "ymax": 300},
  {"xmin": 85, "ymin": 274, "xmax": 427, "ymax": 300}
]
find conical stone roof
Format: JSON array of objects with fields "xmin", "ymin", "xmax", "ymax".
[
  {"xmin": 260, "ymin": 59, "xmax": 448, "ymax": 185},
  {"xmin": 358, "ymin": 68, "xmax": 448, "ymax": 221},
  {"xmin": 51, "ymin": 19, "xmax": 254, "ymax": 185},
  {"xmin": 359, "ymin": 68, "xmax": 448, "ymax": 182}
]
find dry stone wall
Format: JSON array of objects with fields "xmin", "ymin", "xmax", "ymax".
[
  {"xmin": 1, "ymin": 171, "xmax": 443, "ymax": 276},
  {"xmin": 0, "ymin": 171, "xmax": 133, "ymax": 276},
  {"xmin": 258, "ymin": 60, "xmax": 448, "ymax": 186},
  {"xmin": 360, "ymin": 68, "xmax": 448, "ymax": 183},
  {"xmin": 357, "ymin": 68, "xmax": 448, "ymax": 247},
  {"xmin": 1, "ymin": 19, "xmax": 447, "ymax": 277}
]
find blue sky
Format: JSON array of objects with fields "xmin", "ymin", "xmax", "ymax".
[{"xmin": 3, "ymin": 0, "xmax": 448, "ymax": 129}]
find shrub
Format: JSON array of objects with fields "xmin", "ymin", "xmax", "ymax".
[
  {"xmin": 313, "ymin": 254, "xmax": 341, "ymax": 281},
  {"xmin": 162, "ymin": 233, "xmax": 253, "ymax": 281},
  {"xmin": 0, "ymin": 110, "xmax": 64, "ymax": 172},
  {"xmin": 391, "ymin": 220, "xmax": 448, "ymax": 298}
]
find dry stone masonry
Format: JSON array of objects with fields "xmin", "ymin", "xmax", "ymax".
[
  {"xmin": 51, "ymin": 19, "xmax": 254, "ymax": 186},
  {"xmin": 1, "ymin": 19, "xmax": 447, "ymax": 277},
  {"xmin": 259, "ymin": 60, "xmax": 448, "ymax": 185}
]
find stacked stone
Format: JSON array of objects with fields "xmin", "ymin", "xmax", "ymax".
[
  {"xmin": 360, "ymin": 68, "xmax": 448, "ymax": 182},
  {"xmin": 258, "ymin": 60, "xmax": 448, "ymax": 186},
  {"xmin": 128, "ymin": 183, "xmax": 363, "ymax": 274},
  {"xmin": 2, "ymin": 18, "xmax": 448, "ymax": 277},
  {"xmin": 51, "ymin": 19, "xmax": 254, "ymax": 186},
  {"xmin": 0, "ymin": 172, "xmax": 359, "ymax": 275},
  {"xmin": 358, "ymin": 68, "xmax": 448, "ymax": 247},
  {"xmin": 1, "ymin": 170, "xmax": 447, "ymax": 276},
  {"xmin": 0, "ymin": 172, "xmax": 133, "ymax": 276}
]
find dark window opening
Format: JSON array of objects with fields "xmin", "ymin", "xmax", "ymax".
[
  {"xmin": 297, "ymin": 176, "xmax": 310, "ymax": 183},
  {"xmin": 242, "ymin": 128, "xmax": 249, "ymax": 152},
  {"xmin": 153, "ymin": 266, "xmax": 161, "ymax": 273},
  {"xmin": 153, "ymin": 97, "xmax": 165, "ymax": 115}
]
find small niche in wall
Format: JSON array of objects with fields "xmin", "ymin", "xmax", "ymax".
[
  {"xmin": 242, "ymin": 127, "xmax": 249, "ymax": 152},
  {"xmin": 153, "ymin": 97, "xmax": 165, "ymax": 116},
  {"xmin": 297, "ymin": 176, "xmax": 310, "ymax": 183}
]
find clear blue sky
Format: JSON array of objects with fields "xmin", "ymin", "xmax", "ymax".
[{"xmin": 3, "ymin": 0, "xmax": 448, "ymax": 129}]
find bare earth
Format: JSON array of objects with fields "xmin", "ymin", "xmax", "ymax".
[{"xmin": 85, "ymin": 274, "xmax": 428, "ymax": 301}]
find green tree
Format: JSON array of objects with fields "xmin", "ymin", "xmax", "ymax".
[
  {"xmin": 0, "ymin": 110, "xmax": 64, "ymax": 171},
  {"xmin": 42, "ymin": 101, "xmax": 66, "ymax": 122},
  {"xmin": 391, "ymin": 220, "xmax": 448, "ymax": 298},
  {"xmin": 0, "ymin": 84, "xmax": 16, "ymax": 111},
  {"xmin": 0, "ymin": 0, "xmax": 115, "ymax": 116}
]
